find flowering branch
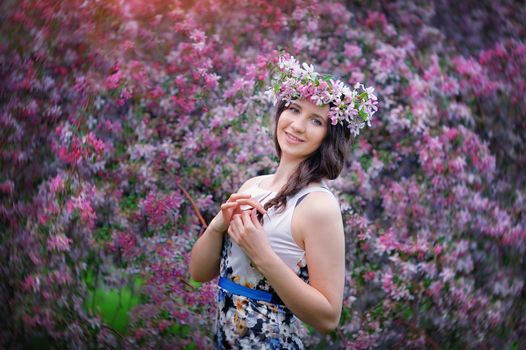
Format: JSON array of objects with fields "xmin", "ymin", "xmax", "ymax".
[{"xmin": 175, "ymin": 178, "xmax": 208, "ymax": 229}]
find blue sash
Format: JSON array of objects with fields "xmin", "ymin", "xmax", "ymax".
[{"xmin": 218, "ymin": 276, "xmax": 284, "ymax": 305}]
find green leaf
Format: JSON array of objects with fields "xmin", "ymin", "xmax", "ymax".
[
  {"xmin": 359, "ymin": 108, "xmax": 368, "ymax": 121},
  {"xmin": 371, "ymin": 302, "xmax": 384, "ymax": 320},
  {"xmin": 93, "ymin": 224, "xmax": 112, "ymax": 243},
  {"xmin": 359, "ymin": 155, "xmax": 372, "ymax": 172},
  {"xmin": 402, "ymin": 305, "xmax": 413, "ymax": 320},
  {"xmin": 188, "ymin": 278, "xmax": 201, "ymax": 289}
]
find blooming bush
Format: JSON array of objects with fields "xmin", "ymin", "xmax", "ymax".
[{"xmin": 1, "ymin": 0, "xmax": 525, "ymax": 349}]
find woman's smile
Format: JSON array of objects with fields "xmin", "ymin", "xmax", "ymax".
[{"xmin": 284, "ymin": 131, "xmax": 305, "ymax": 144}]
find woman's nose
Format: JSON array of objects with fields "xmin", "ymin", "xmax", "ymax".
[{"xmin": 290, "ymin": 115, "xmax": 307, "ymax": 133}]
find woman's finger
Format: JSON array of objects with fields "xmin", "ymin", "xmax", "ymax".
[
  {"xmin": 220, "ymin": 202, "xmax": 238, "ymax": 210},
  {"xmin": 227, "ymin": 225, "xmax": 239, "ymax": 244},
  {"xmin": 234, "ymin": 199, "xmax": 267, "ymax": 214},
  {"xmin": 227, "ymin": 193, "xmax": 251, "ymax": 202},
  {"xmin": 250, "ymin": 208, "xmax": 263, "ymax": 229},
  {"xmin": 241, "ymin": 210, "xmax": 256, "ymax": 230},
  {"xmin": 230, "ymin": 213, "xmax": 243, "ymax": 231}
]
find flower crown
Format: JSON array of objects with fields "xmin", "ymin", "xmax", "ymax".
[{"xmin": 266, "ymin": 55, "xmax": 378, "ymax": 137}]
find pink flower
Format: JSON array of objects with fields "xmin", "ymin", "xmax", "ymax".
[
  {"xmin": 134, "ymin": 328, "xmax": 145, "ymax": 339},
  {"xmin": 364, "ymin": 271, "xmax": 375, "ymax": 282},
  {"xmin": 49, "ymin": 268, "xmax": 73, "ymax": 285},
  {"xmin": 79, "ymin": 199, "xmax": 96, "ymax": 228},
  {"xmin": 364, "ymin": 11, "xmax": 387, "ymax": 31},
  {"xmin": 204, "ymin": 73, "xmax": 220, "ymax": 88},
  {"xmin": 104, "ymin": 71, "xmax": 122, "ymax": 90},
  {"xmin": 47, "ymin": 234, "xmax": 72, "ymax": 252},
  {"xmin": 66, "ymin": 195, "xmax": 96, "ymax": 229},
  {"xmin": 86, "ymin": 132, "xmax": 105, "ymax": 155},
  {"xmin": 114, "ymin": 231, "xmax": 137, "ymax": 258},
  {"xmin": 427, "ymin": 281, "xmax": 443, "ymax": 299},
  {"xmin": 448, "ymin": 156, "xmax": 466, "ymax": 174},
  {"xmin": 0, "ymin": 180, "xmax": 14, "ymax": 194},
  {"xmin": 377, "ymin": 228, "xmax": 401, "ymax": 254},
  {"xmin": 22, "ymin": 274, "xmax": 41, "ymax": 292},
  {"xmin": 453, "ymin": 56, "xmax": 482, "ymax": 76},
  {"xmin": 142, "ymin": 191, "xmax": 183, "ymax": 227},
  {"xmin": 157, "ymin": 319, "xmax": 172, "ymax": 332},
  {"xmin": 49, "ymin": 174, "xmax": 64, "ymax": 194},
  {"xmin": 344, "ymin": 44, "xmax": 362, "ymax": 58}
]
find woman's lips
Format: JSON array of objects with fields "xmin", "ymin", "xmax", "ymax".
[{"xmin": 285, "ymin": 131, "xmax": 304, "ymax": 144}]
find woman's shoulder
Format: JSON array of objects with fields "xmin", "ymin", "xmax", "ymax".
[
  {"xmin": 293, "ymin": 186, "xmax": 343, "ymax": 242},
  {"xmin": 295, "ymin": 186, "xmax": 341, "ymax": 219}
]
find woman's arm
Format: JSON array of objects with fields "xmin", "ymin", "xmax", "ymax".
[
  {"xmin": 227, "ymin": 191, "xmax": 345, "ymax": 334},
  {"xmin": 188, "ymin": 212, "xmax": 227, "ymax": 283},
  {"xmin": 188, "ymin": 177, "xmax": 267, "ymax": 282}
]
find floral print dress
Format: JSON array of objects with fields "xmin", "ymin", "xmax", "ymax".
[{"xmin": 214, "ymin": 178, "xmax": 335, "ymax": 349}]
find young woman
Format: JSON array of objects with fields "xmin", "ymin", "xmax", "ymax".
[{"xmin": 189, "ymin": 56, "xmax": 377, "ymax": 349}]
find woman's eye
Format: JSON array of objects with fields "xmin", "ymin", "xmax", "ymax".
[
  {"xmin": 311, "ymin": 119, "xmax": 322, "ymax": 126},
  {"xmin": 289, "ymin": 107, "xmax": 300, "ymax": 113}
]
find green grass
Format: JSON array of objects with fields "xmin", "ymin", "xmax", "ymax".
[{"xmin": 84, "ymin": 276, "xmax": 144, "ymax": 335}]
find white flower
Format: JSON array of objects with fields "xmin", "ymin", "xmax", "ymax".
[
  {"xmin": 366, "ymin": 86, "xmax": 377, "ymax": 100},
  {"xmin": 302, "ymin": 62, "xmax": 315, "ymax": 74},
  {"xmin": 270, "ymin": 55, "xmax": 378, "ymax": 135}
]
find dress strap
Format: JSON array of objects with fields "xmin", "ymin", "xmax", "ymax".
[{"xmin": 293, "ymin": 184, "xmax": 337, "ymax": 208}]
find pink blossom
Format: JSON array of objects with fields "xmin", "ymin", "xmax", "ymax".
[
  {"xmin": 114, "ymin": 231, "xmax": 137, "ymax": 258},
  {"xmin": 47, "ymin": 234, "xmax": 72, "ymax": 252},
  {"xmin": 448, "ymin": 155, "xmax": 466, "ymax": 174},
  {"xmin": 377, "ymin": 229, "xmax": 401, "ymax": 254},
  {"xmin": 142, "ymin": 191, "xmax": 183, "ymax": 227},
  {"xmin": 453, "ymin": 56, "xmax": 483, "ymax": 76},
  {"xmin": 23, "ymin": 314, "xmax": 38, "ymax": 329},
  {"xmin": 104, "ymin": 70, "xmax": 122, "ymax": 90},
  {"xmin": 441, "ymin": 77, "xmax": 460, "ymax": 95},
  {"xmin": 22, "ymin": 274, "xmax": 41, "ymax": 292},
  {"xmin": 427, "ymin": 281, "xmax": 443, "ymax": 299},
  {"xmin": 79, "ymin": 199, "xmax": 96, "ymax": 228},
  {"xmin": 364, "ymin": 271, "xmax": 375, "ymax": 282},
  {"xmin": 49, "ymin": 175, "xmax": 64, "ymax": 194},
  {"xmin": 344, "ymin": 44, "xmax": 362, "ymax": 58},
  {"xmin": 66, "ymin": 195, "xmax": 96, "ymax": 228},
  {"xmin": 157, "ymin": 319, "xmax": 172, "ymax": 332},
  {"xmin": 85, "ymin": 132, "xmax": 105, "ymax": 155},
  {"xmin": 381, "ymin": 271, "xmax": 412, "ymax": 300},
  {"xmin": 364, "ymin": 11, "xmax": 388, "ymax": 31},
  {"xmin": 0, "ymin": 180, "xmax": 14, "ymax": 194},
  {"xmin": 49, "ymin": 268, "xmax": 73, "ymax": 285}
]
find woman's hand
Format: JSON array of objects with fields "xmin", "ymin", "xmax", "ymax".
[
  {"xmin": 209, "ymin": 194, "xmax": 267, "ymax": 235},
  {"xmin": 227, "ymin": 208, "xmax": 274, "ymax": 267}
]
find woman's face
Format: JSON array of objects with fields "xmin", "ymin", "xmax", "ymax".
[{"xmin": 276, "ymin": 99, "xmax": 330, "ymax": 161}]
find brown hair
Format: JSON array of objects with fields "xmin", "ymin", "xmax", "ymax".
[{"xmin": 260, "ymin": 99, "xmax": 351, "ymax": 217}]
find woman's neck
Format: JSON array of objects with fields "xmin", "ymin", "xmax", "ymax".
[{"xmin": 269, "ymin": 155, "xmax": 304, "ymax": 190}]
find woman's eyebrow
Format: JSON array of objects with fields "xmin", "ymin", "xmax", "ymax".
[{"xmin": 292, "ymin": 102, "xmax": 326, "ymax": 121}]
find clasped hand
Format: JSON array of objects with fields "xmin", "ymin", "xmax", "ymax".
[{"xmin": 213, "ymin": 193, "xmax": 273, "ymax": 266}]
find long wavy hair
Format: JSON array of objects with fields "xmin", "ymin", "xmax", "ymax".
[{"xmin": 260, "ymin": 99, "xmax": 352, "ymax": 217}]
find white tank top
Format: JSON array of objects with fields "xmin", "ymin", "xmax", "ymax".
[{"xmin": 227, "ymin": 175, "xmax": 338, "ymax": 287}]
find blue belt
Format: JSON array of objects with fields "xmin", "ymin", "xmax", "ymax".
[{"xmin": 218, "ymin": 276, "xmax": 284, "ymax": 305}]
